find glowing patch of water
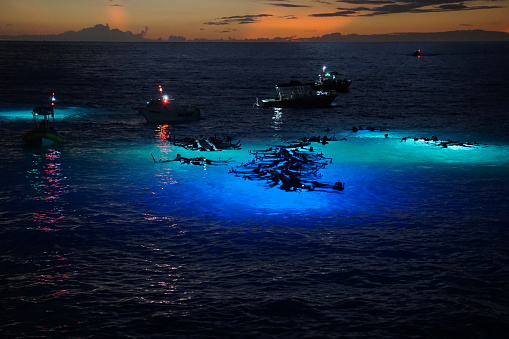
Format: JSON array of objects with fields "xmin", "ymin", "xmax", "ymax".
[
  {"xmin": 0, "ymin": 106, "xmax": 89, "ymax": 120},
  {"xmin": 103, "ymin": 129, "xmax": 509, "ymax": 224}
]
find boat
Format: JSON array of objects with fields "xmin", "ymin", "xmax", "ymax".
[
  {"xmin": 312, "ymin": 66, "xmax": 351, "ymax": 93},
  {"xmin": 412, "ymin": 49, "xmax": 422, "ymax": 57},
  {"xmin": 255, "ymin": 80, "xmax": 338, "ymax": 108},
  {"xmin": 22, "ymin": 93, "xmax": 64, "ymax": 147},
  {"xmin": 136, "ymin": 85, "xmax": 200, "ymax": 123}
]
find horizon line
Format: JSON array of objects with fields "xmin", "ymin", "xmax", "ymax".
[{"xmin": 1, "ymin": 24, "xmax": 508, "ymax": 42}]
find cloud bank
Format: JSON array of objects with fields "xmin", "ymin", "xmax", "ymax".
[{"xmin": 309, "ymin": 0, "xmax": 503, "ymax": 17}]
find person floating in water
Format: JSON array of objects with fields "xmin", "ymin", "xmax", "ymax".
[{"xmin": 333, "ymin": 181, "xmax": 345, "ymax": 191}]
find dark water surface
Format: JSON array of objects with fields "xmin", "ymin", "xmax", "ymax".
[{"xmin": 1, "ymin": 41, "xmax": 508, "ymax": 338}]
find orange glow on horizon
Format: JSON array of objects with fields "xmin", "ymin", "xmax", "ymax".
[
  {"xmin": 241, "ymin": 7, "xmax": 354, "ymax": 40},
  {"xmin": 0, "ymin": 0, "xmax": 508, "ymax": 40},
  {"xmin": 107, "ymin": 4, "xmax": 128, "ymax": 31}
]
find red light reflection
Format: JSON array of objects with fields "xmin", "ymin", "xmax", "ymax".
[
  {"xmin": 156, "ymin": 124, "xmax": 172, "ymax": 141},
  {"xmin": 26, "ymin": 149, "xmax": 69, "ymax": 232}
]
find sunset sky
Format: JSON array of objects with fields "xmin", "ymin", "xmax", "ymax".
[{"xmin": 1, "ymin": 0, "xmax": 508, "ymax": 40}]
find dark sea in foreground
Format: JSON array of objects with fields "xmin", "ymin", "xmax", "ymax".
[{"xmin": 1, "ymin": 41, "xmax": 508, "ymax": 338}]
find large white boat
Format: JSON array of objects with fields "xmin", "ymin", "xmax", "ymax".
[
  {"xmin": 137, "ymin": 85, "xmax": 200, "ymax": 123},
  {"xmin": 312, "ymin": 66, "xmax": 351, "ymax": 93}
]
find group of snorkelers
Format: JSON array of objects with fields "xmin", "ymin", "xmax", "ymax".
[
  {"xmin": 230, "ymin": 144, "xmax": 344, "ymax": 192},
  {"xmin": 153, "ymin": 134, "xmax": 345, "ymax": 192},
  {"xmin": 168, "ymin": 135, "xmax": 241, "ymax": 152},
  {"xmin": 400, "ymin": 135, "xmax": 481, "ymax": 148}
]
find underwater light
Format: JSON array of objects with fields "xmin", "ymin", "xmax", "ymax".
[{"xmin": 0, "ymin": 106, "xmax": 88, "ymax": 120}]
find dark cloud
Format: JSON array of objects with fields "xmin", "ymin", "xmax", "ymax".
[
  {"xmin": 438, "ymin": 3, "xmax": 469, "ymax": 10},
  {"xmin": 203, "ymin": 0, "xmax": 503, "ymax": 28},
  {"xmin": 310, "ymin": 0, "xmax": 503, "ymax": 17},
  {"xmin": 220, "ymin": 28, "xmax": 238, "ymax": 33},
  {"xmin": 204, "ymin": 14, "xmax": 273, "ymax": 26},
  {"xmin": 108, "ymin": 0, "xmax": 123, "ymax": 6},
  {"xmin": 338, "ymin": 0, "xmax": 394, "ymax": 3},
  {"xmin": 267, "ymin": 2, "xmax": 311, "ymax": 7},
  {"xmin": 364, "ymin": 2, "xmax": 425, "ymax": 15},
  {"xmin": 310, "ymin": 10, "xmax": 358, "ymax": 16}
]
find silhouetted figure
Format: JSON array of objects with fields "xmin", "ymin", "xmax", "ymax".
[{"xmin": 333, "ymin": 181, "xmax": 345, "ymax": 191}]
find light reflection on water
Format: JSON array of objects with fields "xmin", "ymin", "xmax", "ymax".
[
  {"xmin": 270, "ymin": 108, "xmax": 284, "ymax": 131},
  {"xmin": 19, "ymin": 250, "xmax": 73, "ymax": 305},
  {"xmin": 25, "ymin": 149, "xmax": 69, "ymax": 232}
]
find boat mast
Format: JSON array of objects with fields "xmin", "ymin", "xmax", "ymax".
[{"xmin": 50, "ymin": 93, "xmax": 56, "ymax": 119}]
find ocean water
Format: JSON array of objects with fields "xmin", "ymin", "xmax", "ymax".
[{"xmin": 0, "ymin": 41, "xmax": 508, "ymax": 338}]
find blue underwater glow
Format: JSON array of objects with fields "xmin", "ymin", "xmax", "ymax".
[
  {"xmin": 107, "ymin": 128, "xmax": 509, "ymax": 227},
  {"xmin": 4, "ymin": 101, "xmax": 506, "ymax": 229},
  {"xmin": 0, "ymin": 107, "xmax": 87, "ymax": 121}
]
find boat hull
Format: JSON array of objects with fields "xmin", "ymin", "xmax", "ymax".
[
  {"xmin": 138, "ymin": 106, "xmax": 201, "ymax": 123},
  {"xmin": 23, "ymin": 127, "xmax": 64, "ymax": 147},
  {"xmin": 257, "ymin": 93, "xmax": 338, "ymax": 108}
]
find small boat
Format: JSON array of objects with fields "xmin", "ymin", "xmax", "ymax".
[
  {"xmin": 136, "ymin": 85, "xmax": 200, "ymax": 123},
  {"xmin": 255, "ymin": 80, "xmax": 338, "ymax": 108},
  {"xmin": 412, "ymin": 49, "xmax": 422, "ymax": 57},
  {"xmin": 312, "ymin": 66, "xmax": 351, "ymax": 93},
  {"xmin": 23, "ymin": 93, "xmax": 64, "ymax": 147}
]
